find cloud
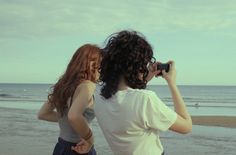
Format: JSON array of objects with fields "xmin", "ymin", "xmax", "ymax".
[{"xmin": 0, "ymin": 0, "xmax": 236, "ymax": 40}]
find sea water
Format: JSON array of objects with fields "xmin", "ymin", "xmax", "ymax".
[{"xmin": 0, "ymin": 83, "xmax": 235, "ymax": 116}]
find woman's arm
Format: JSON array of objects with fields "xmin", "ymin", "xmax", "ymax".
[
  {"xmin": 68, "ymin": 81, "xmax": 96, "ymax": 146},
  {"xmin": 37, "ymin": 101, "xmax": 58, "ymax": 122},
  {"xmin": 168, "ymin": 83, "xmax": 192, "ymax": 134},
  {"xmin": 162, "ymin": 61, "xmax": 192, "ymax": 134}
]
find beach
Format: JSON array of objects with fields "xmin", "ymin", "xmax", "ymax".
[
  {"xmin": 1, "ymin": 84, "xmax": 236, "ymax": 155},
  {"xmin": 192, "ymin": 115, "xmax": 236, "ymax": 128},
  {"xmin": 1, "ymin": 107, "xmax": 236, "ymax": 155}
]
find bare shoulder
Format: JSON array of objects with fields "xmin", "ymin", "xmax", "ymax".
[
  {"xmin": 79, "ymin": 80, "xmax": 96, "ymax": 90},
  {"xmin": 74, "ymin": 80, "xmax": 96, "ymax": 97}
]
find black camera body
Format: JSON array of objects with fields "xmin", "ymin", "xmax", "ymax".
[{"xmin": 156, "ymin": 63, "xmax": 170, "ymax": 76}]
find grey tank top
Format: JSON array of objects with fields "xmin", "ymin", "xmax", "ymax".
[{"xmin": 58, "ymin": 97, "xmax": 95, "ymax": 143}]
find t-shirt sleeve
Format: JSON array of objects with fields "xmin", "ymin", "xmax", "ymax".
[{"xmin": 141, "ymin": 91, "xmax": 177, "ymax": 132}]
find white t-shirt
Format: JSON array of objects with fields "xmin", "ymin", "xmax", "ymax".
[{"xmin": 94, "ymin": 87, "xmax": 177, "ymax": 155}]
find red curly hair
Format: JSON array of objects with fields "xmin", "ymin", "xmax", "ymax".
[{"xmin": 48, "ymin": 44, "xmax": 102, "ymax": 116}]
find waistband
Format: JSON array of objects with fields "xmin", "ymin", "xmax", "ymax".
[
  {"xmin": 58, "ymin": 137, "xmax": 95, "ymax": 149},
  {"xmin": 58, "ymin": 137, "xmax": 77, "ymax": 147}
]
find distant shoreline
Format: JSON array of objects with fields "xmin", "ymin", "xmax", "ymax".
[
  {"xmin": 192, "ymin": 116, "xmax": 236, "ymax": 128},
  {"xmin": 0, "ymin": 106, "xmax": 235, "ymax": 128}
]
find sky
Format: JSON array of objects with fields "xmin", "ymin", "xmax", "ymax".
[{"xmin": 0, "ymin": 0, "xmax": 236, "ymax": 85}]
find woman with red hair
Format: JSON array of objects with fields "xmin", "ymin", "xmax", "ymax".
[{"xmin": 38, "ymin": 44, "xmax": 102, "ymax": 155}]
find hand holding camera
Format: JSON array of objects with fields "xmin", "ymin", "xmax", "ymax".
[
  {"xmin": 156, "ymin": 63, "xmax": 170, "ymax": 76},
  {"xmin": 156, "ymin": 61, "xmax": 176, "ymax": 85}
]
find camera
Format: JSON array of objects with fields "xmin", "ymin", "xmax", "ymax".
[{"xmin": 156, "ymin": 63, "xmax": 170, "ymax": 76}]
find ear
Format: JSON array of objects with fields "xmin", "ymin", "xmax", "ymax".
[{"xmin": 89, "ymin": 61, "xmax": 95, "ymax": 70}]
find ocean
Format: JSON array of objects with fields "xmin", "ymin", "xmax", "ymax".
[
  {"xmin": 0, "ymin": 83, "xmax": 236, "ymax": 116},
  {"xmin": 0, "ymin": 83, "xmax": 236, "ymax": 155}
]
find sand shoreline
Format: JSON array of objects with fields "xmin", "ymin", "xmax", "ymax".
[
  {"xmin": 1, "ymin": 106, "xmax": 236, "ymax": 128},
  {"xmin": 192, "ymin": 115, "xmax": 236, "ymax": 128}
]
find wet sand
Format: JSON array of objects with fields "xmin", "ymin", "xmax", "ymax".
[
  {"xmin": 192, "ymin": 115, "xmax": 236, "ymax": 128},
  {"xmin": 0, "ymin": 107, "xmax": 236, "ymax": 155}
]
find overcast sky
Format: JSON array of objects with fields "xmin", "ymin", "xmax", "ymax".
[{"xmin": 0, "ymin": 0, "xmax": 236, "ymax": 85}]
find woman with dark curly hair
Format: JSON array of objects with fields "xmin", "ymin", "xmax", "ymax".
[
  {"xmin": 38, "ymin": 44, "xmax": 102, "ymax": 155},
  {"xmin": 94, "ymin": 30, "xmax": 192, "ymax": 155}
]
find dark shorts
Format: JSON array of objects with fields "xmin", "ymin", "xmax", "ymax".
[{"xmin": 52, "ymin": 137, "xmax": 97, "ymax": 155}]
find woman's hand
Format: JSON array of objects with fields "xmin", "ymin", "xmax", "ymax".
[
  {"xmin": 161, "ymin": 61, "xmax": 176, "ymax": 85},
  {"xmin": 71, "ymin": 137, "xmax": 93, "ymax": 154},
  {"xmin": 146, "ymin": 62, "xmax": 161, "ymax": 82}
]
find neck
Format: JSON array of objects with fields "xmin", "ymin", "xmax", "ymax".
[{"xmin": 118, "ymin": 77, "xmax": 128, "ymax": 90}]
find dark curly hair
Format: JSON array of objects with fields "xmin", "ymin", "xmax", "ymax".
[{"xmin": 99, "ymin": 30, "xmax": 153, "ymax": 99}]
